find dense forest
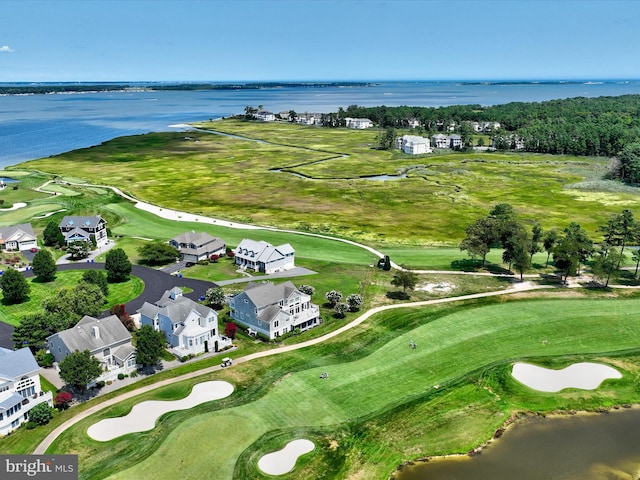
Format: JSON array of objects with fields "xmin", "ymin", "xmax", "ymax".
[{"xmin": 329, "ymin": 95, "xmax": 640, "ymax": 158}]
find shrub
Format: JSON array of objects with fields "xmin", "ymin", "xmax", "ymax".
[
  {"xmin": 117, "ymin": 373, "xmax": 125, "ymax": 380},
  {"xmin": 130, "ymin": 370, "xmax": 138, "ymax": 378},
  {"xmin": 96, "ymin": 380, "xmax": 106, "ymax": 388},
  {"xmin": 28, "ymin": 402, "xmax": 54, "ymax": 426},
  {"xmin": 54, "ymin": 391, "xmax": 73, "ymax": 410},
  {"xmin": 25, "ymin": 421, "xmax": 38, "ymax": 430},
  {"xmin": 35, "ymin": 349, "xmax": 55, "ymax": 367}
]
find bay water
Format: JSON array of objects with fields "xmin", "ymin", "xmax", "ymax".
[{"xmin": 2, "ymin": 81, "xmax": 640, "ymax": 167}]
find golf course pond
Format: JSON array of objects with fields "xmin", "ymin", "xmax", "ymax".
[{"xmin": 396, "ymin": 407, "xmax": 640, "ymax": 480}]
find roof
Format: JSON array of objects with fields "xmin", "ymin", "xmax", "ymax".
[
  {"xmin": 0, "ymin": 347, "xmax": 40, "ymax": 380},
  {"xmin": 0, "ymin": 223, "xmax": 36, "ymax": 244},
  {"xmin": 48, "ymin": 315, "xmax": 131, "ymax": 353},
  {"xmin": 235, "ymin": 239, "xmax": 294, "ymax": 263},
  {"xmin": 242, "ymin": 281, "xmax": 299, "ymax": 309},
  {"xmin": 59, "ymin": 215, "xmax": 105, "ymax": 230},
  {"xmin": 0, "ymin": 391, "xmax": 24, "ymax": 411},
  {"xmin": 151, "ymin": 289, "xmax": 215, "ymax": 325},
  {"xmin": 170, "ymin": 231, "xmax": 225, "ymax": 256},
  {"xmin": 113, "ymin": 344, "xmax": 136, "ymax": 362}
]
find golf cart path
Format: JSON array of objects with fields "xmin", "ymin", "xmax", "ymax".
[{"xmin": 33, "ymin": 282, "xmax": 547, "ymax": 454}]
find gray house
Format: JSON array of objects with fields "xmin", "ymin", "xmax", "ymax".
[
  {"xmin": 169, "ymin": 231, "xmax": 226, "ymax": 263},
  {"xmin": 229, "ymin": 281, "xmax": 320, "ymax": 339},
  {"xmin": 0, "ymin": 223, "xmax": 37, "ymax": 251},
  {"xmin": 234, "ymin": 239, "xmax": 295, "ymax": 274},
  {"xmin": 47, "ymin": 315, "xmax": 136, "ymax": 382},
  {"xmin": 138, "ymin": 287, "xmax": 231, "ymax": 356},
  {"xmin": 58, "ymin": 215, "xmax": 108, "ymax": 247}
]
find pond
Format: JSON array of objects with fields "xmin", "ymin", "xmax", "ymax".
[{"xmin": 395, "ymin": 408, "xmax": 640, "ymax": 480}]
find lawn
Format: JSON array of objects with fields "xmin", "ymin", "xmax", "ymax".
[
  {"xmin": 46, "ymin": 294, "xmax": 640, "ymax": 480},
  {"xmin": 15, "ymin": 120, "xmax": 640, "ymax": 245},
  {"xmin": 0, "ymin": 270, "xmax": 144, "ymax": 326}
]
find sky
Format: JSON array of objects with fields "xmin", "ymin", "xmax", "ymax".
[{"xmin": 1, "ymin": 0, "xmax": 640, "ymax": 82}]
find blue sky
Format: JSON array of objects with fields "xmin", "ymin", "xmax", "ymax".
[{"xmin": 1, "ymin": 0, "xmax": 639, "ymax": 82}]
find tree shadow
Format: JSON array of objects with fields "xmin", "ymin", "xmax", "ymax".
[
  {"xmin": 450, "ymin": 259, "xmax": 483, "ymax": 272},
  {"xmin": 386, "ymin": 291, "xmax": 410, "ymax": 300}
]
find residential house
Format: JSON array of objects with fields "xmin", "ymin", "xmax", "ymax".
[
  {"xmin": 492, "ymin": 134, "xmax": 525, "ymax": 150},
  {"xmin": 396, "ymin": 135, "xmax": 432, "ymax": 155},
  {"xmin": 449, "ymin": 134, "xmax": 463, "ymax": 149},
  {"xmin": 345, "ymin": 117, "xmax": 373, "ymax": 129},
  {"xmin": 58, "ymin": 215, "xmax": 108, "ymax": 247},
  {"xmin": 234, "ymin": 239, "xmax": 295, "ymax": 274},
  {"xmin": 47, "ymin": 315, "xmax": 136, "ymax": 383},
  {"xmin": 169, "ymin": 231, "xmax": 226, "ymax": 263},
  {"xmin": 138, "ymin": 287, "xmax": 231, "ymax": 356},
  {"xmin": 0, "ymin": 347, "xmax": 53, "ymax": 436},
  {"xmin": 407, "ymin": 118, "xmax": 421, "ymax": 129},
  {"xmin": 229, "ymin": 281, "xmax": 320, "ymax": 339},
  {"xmin": 255, "ymin": 110, "xmax": 276, "ymax": 122},
  {"xmin": 431, "ymin": 134, "xmax": 449, "ymax": 149},
  {"xmin": 0, "ymin": 223, "xmax": 37, "ymax": 251}
]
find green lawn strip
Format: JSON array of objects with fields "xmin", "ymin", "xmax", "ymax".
[
  {"xmin": 39, "ymin": 375, "xmax": 58, "ymax": 395},
  {"xmin": 38, "ymin": 184, "xmax": 81, "ymax": 196},
  {"xmin": 0, "ymin": 271, "xmax": 144, "ymax": 326},
  {"xmin": 0, "ymin": 203, "xmax": 67, "ymax": 227},
  {"xmin": 103, "ymin": 202, "xmax": 375, "ymax": 265},
  {"xmin": 46, "ymin": 295, "xmax": 640, "ymax": 480}
]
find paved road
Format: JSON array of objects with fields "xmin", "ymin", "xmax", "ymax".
[{"xmin": 0, "ymin": 263, "xmax": 218, "ymax": 349}]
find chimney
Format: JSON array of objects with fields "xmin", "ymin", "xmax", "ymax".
[{"xmin": 92, "ymin": 326, "xmax": 100, "ymax": 339}]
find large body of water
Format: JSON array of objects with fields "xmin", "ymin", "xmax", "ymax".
[{"xmin": 2, "ymin": 81, "xmax": 640, "ymax": 168}]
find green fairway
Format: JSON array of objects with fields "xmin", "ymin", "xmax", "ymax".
[{"xmin": 49, "ymin": 295, "xmax": 640, "ymax": 480}]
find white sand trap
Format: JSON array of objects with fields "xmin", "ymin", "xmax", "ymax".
[
  {"xmin": 416, "ymin": 282, "xmax": 454, "ymax": 293},
  {"xmin": 512, "ymin": 362, "xmax": 622, "ymax": 392},
  {"xmin": 87, "ymin": 381, "xmax": 234, "ymax": 441},
  {"xmin": 258, "ymin": 439, "xmax": 315, "ymax": 475},
  {"xmin": 1, "ymin": 202, "xmax": 27, "ymax": 211}
]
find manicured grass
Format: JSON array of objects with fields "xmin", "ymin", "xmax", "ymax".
[
  {"xmin": 0, "ymin": 271, "xmax": 144, "ymax": 326},
  {"xmin": 46, "ymin": 294, "xmax": 640, "ymax": 480},
  {"xmin": 15, "ymin": 120, "xmax": 639, "ymax": 245}
]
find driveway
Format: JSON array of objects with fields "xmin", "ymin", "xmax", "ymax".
[{"xmin": 0, "ymin": 320, "xmax": 13, "ymax": 349}]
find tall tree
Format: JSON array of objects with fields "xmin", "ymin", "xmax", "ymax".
[
  {"xmin": 529, "ymin": 222, "xmax": 544, "ymax": 262},
  {"xmin": 460, "ymin": 217, "xmax": 499, "ymax": 267},
  {"xmin": 135, "ymin": 325, "xmax": 165, "ymax": 367},
  {"xmin": 204, "ymin": 287, "xmax": 225, "ymax": 309},
  {"xmin": 42, "ymin": 221, "xmax": 65, "ymax": 247},
  {"xmin": 58, "ymin": 350, "xmax": 103, "ymax": 392},
  {"xmin": 391, "ymin": 269, "xmax": 418, "ymax": 294},
  {"xmin": 31, "ymin": 249, "xmax": 57, "ymax": 282},
  {"xmin": 81, "ymin": 269, "xmax": 109, "ymax": 296},
  {"xmin": 563, "ymin": 222, "xmax": 594, "ymax": 275},
  {"xmin": 105, "ymin": 248, "xmax": 132, "ymax": 283},
  {"xmin": 0, "ymin": 268, "xmax": 30, "ymax": 304},
  {"xmin": 138, "ymin": 241, "xmax": 179, "ymax": 266},
  {"xmin": 591, "ymin": 250, "xmax": 625, "ymax": 287},
  {"xmin": 543, "ymin": 228, "xmax": 560, "ymax": 267}
]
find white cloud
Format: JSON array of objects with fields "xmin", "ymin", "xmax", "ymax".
[{"xmin": 0, "ymin": 46, "xmax": 14, "ymax": 53}]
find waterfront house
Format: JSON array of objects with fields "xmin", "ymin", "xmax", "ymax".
[
  {"xmin": 234, "ymin": 239, "xmax": 295, "ymax": 274},
  {"xmin": 138, "ymin": 287, "xmax": 231, "ymax": 357},
  {"xmin": 169, "ymin": 231, "xmax": 226, "ymax": 263},
  {"xmin": 255, "ymin": 110, "xmax": 276, "ymax": 122},
  {"xmin": 0, "ymin": 347, "xmax": 54, "ymax": 436},
  {"xmin": 58, "ymin": 215, "xmax": 108, "ymax": 247},
  {"xmin": 229, "ymin": 281, "xmax": 320, "ymax": 339},
  {"xmin": 0, "ymin": 223, "xmax": 37, "ymax": 251},
  {"xmin": 47, "ymin": 315, "xmax": 136, "ymax": 383}
]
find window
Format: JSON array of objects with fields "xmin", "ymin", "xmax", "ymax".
[{"xmin": 274, "ymin": 320, "xmax": 279, "ymax": 327}]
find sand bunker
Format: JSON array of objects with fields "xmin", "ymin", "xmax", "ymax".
[
  {"xmin": 416, "ymin": 282, "xmax": 454, "ymax": 293},
  {"xmin": 258, "ymin": 439, "xmax": 315, "ymax": 475},
  {"xmin": 512, "ymin": 362, "xmax": 622, "ymax": 393},
  {"xmin": 87, "ymin": 381, "xmax": 234, "ymax": 441}
]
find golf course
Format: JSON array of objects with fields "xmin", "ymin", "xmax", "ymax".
[{"xmin": 2, "ymin": 118, "xmax": 640, "ymax": 479}]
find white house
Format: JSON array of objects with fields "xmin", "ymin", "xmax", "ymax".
[
  {"xmin": 255, "ymin": 110, "xmax": 276, "ymax": 122},
  {"xmin": 47, "ymin": 315, "xmax": 137, "ymax": 383},
  {"xmin": 345, "ymin": 117, "xmax": 373, "ymax": 129},
  {"xmin": 0, "ymin": 347, "xmax": 53, "ymax": 436},
  {"xmin": 229, "ymin": 281, "xmax": 320, "ymax": 339},
  {"xmin": 431, "ymin": 134, "xmax": 449, "ymax": 148},
  {"xmin": 234, "ymin": 239, "xmax": 295, "ymax": 274},
  {"xmin": 138, "ymin": 287, "xmax": 231, "ymax": 357},
  {"xmin": 0, "ymin": 223, "xmax": 37, "ymax": 251},
  {"xmin": 396, "ymin": 135, "xmax": 432, "ymax": 154},
  {"xmin": 449, "ymin": 134, "xmax": 463, "ymax": 148}
]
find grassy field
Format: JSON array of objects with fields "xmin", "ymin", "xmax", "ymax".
[
  {"xmin": 43, "ymin": 293, "xmax": 640, "ymax": 480},
  {"xmin": 15, "ymin": 120, "xmax": 640, "ymax": 245}
]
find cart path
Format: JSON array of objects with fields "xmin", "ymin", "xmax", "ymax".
[{"xmin": 33, "ymin": 282, "xmax": 547, "ymax": 454}]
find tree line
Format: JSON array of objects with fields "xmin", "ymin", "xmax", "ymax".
[{"xmin": 460, "ymin": 203, "xmax": 640, "ymax": 286}]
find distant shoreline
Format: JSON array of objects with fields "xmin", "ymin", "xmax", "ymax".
[{"xmin": 1, "ymin": 80, "xmax": 639, "ymax": 96}]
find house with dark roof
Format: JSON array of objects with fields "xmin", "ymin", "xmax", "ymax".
[
  {"xmin": 58, "ymin": 215, "xmax": 108, "ymax": 247},
  {"xmin": 0, "ymin": 347, "xmax": 53, "ymax": 436},
  {"xmin": 138, "ymin": 287, "xmax": 231, "ymax": 356},
  {"xmin": 169, "ymin": 231, "xmax": 226, "ymax": 263},
  {"xmin": 229, "ymin": 281, "xmax": 320, "ymax": 339},
  {"xmin": 0, "ymin": 223, "xmax": 37, "ymax": 251},
  {"xmin": 234, "ymin": 239, "xmax": 295, "ymax": 274},
  {"xmin": 47, "ymin": 315, "xmax": 136, "ymax": 382}
]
